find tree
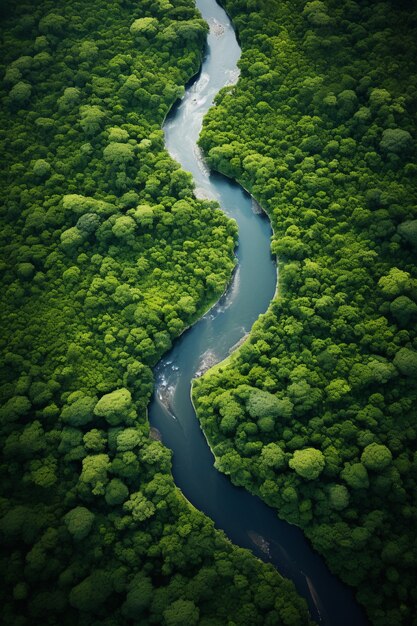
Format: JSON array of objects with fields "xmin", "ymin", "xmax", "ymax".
[
  {"xmin": 76, "ymin": 212, "xmax": 100, "ymax": 235},
  {"xmin": 397, "ymin": 220, "xmax": 417, "ymax": 248},
  {"xmin": 103, "ymin": 142, "xmax": 135, "ymax": 167},
  {"xmin": 105, "ymin": 478, "xmax": 129, "ymax": 506},
  {"xmin": 79, "ymin": 105, "xmax": 106, "ymax": 135},
  {"xmin": 289, "ymin": 448, "xmax": 325, "ymax": 480},
  {"xmin": 369, "ymin": 88, "xmax": 391, "ymax": 109},
  {"xmin": 111, "ymin": 451, "xmax": 140, "ymax": 480},
  {"xmin": 123, "ymin": 491, "xmax": 156, "ymax": 522},
  {"xmin": 122, "ymin": 574, "xmax": 153, "ymax": 618},
  {"xmin": 325, "ymin": 378, "xmax": 350, "ymax": 402},
  {"xmin": 0, "ymin": 395, "xmax": 31, "ymax": 423},
  {"xmin": 9, "ymin": 81, "xmax": 31, "ymax": 104},
  {"xmin": 83, "ymin": 429, "xmax": 106, "ymax": 452},
  {"xmin": 247, "ymin": 389, "xmax": 293, "ymax": 420},
  {"xmin": 302, "ymin": 1, "xmax": 331, "ymax": 26},
  {"xmin": 130, "ymin": 17, "xmax": 158, "ymax": 37},
  {"xmin": 38, "ymin": 12, "xmax": 66, "ymax": 35},
  {"xmin": 69, "ymin": 570, "xmax": 112, "ymax": 612},
  {"xmin": 259, "ymin": 442, "xmax": 286, "ymax": 470},
  {"xmin": 33, "ymin": 159, "xmax": 51, "ymax": 178},
  {"xmin": 79, "ymin": 454, "xmax": 110, "ymax": 496},
  {"xmin": 62, "ymin": 193, "xmax": 114, "ymax": 217},
  {"xmin": 287, "ymin": 380, "xmax": 321, "ymax": 413},
  {"xmin": 116, "ymin": 428, "xmax": 142, "ymax": 451},
  {"xmin": 378, "ymin": 267, "xmax": 411, "ymax": 298},
  {"xmin": 341, "ymin": 462, "xmax": 369, "ymax": 489},
  {"xmin": 390, "ymin": 296, "xmax": 417, "ymax": 326},
  {"xmin": 361, "ymin": 443, "xmax": 392, "ymax": 471},
  {"xmin": 129, "ymin": 204, "xmax": 154, "ymax": 228},
  {"xmin": 163, "ymin": 599, "xmax": 199, "ymax": 626},
  {"xmin": 112, "ymin": 215, "xmax": 136, "ymax": 240},
  {"xmin": 61, "ymin": 394, "xmax": 96, "ymax": 427},
  {"xmin": 78, "ymin": 40, "xmax": 98, "ymax": 62},
  {"xmin": 393, "ymin": 347, "xmax": 417, "ymax": 377},
  {"xmin": 60, "ymin": 226, "xmax": 85, "ymax": 253},
  {"xmin": 108, "ymin": 126, "xmax": 129, "ymax": 143},
  {"xmin": 258, "ymin": 416, "xmax": 275, "ymax": 433},
  {"xmin": 366, "ymin": 359, "xmax": 397, "ymax": 384},
  {"xmin": 29, "ymin": 456, "xmax": 57, "ymax": 488},
  {"xmin": 64, "ymin": 506, "xmax": 95, "ymax": 540},
  {"xmin": 328, "ymin": 484, "xmax": 350, "ymax": 510},
  {"xmin": 58, "ymin": 87, "xmax": 80, "ymax": 111},
  {"xmin": 380, "ymin": 128, "xmax": 412, "ymax": 154},
  {"xmin": 58, "ymin": 427, "xmax": 84, "ymax": 456},
  {"xmin": 93, "ymin": 388, "xmax": 136, "ymax": 425}
]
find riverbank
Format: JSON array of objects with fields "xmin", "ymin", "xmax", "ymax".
[{"xmin": 148, "ymin": 1, "xmax": 368, "ymax": 624}]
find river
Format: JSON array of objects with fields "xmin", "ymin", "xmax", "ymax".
[{"xmin": 148, "ymin": 1, "xmax": 368, "ymax": 624}]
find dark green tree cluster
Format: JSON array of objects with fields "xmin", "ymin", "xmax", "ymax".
[
  {"xmin": 0, "ymin": 0, "xmax": 312, "ymax": 624},
  {"xmin": 193, "ymin": 0, "xmax": 417, "ymax": 624}
]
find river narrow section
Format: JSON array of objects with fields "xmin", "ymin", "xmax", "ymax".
[{"xmin": 149, "ymin": 1, "xmax": 368, "ymax": 624}]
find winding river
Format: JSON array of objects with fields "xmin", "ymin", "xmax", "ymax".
[{"xmin": 149, "ymin": 1, "xmax": 368, "ymax": 624}]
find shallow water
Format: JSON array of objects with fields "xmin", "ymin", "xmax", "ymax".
[{"xmin": 149, "ymin": 1, "xmax": 368, "ymax": 623}]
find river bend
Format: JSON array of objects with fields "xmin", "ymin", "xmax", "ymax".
[{"xmin": 149, "ymin": 1, "xmax": 368, "ymax": 624}]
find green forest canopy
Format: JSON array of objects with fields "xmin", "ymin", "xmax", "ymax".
[
  {"xmin": 0, "ymin": 0, "xmax": 313, "ymax": 624},
  {"xmin": 193, "ymin": 0, "xmax": 417, "ymax": 625}
]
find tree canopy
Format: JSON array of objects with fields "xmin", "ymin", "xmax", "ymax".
[
  {"xmin": 0, "ymin": 0, "xmax": 312, "ymax": 624},
  {"xmin": 192, "ymin": 0, "xmax": 417, "ymax": 622}
]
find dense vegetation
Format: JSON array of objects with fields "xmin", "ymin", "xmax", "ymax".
[
  {"xmin": 0, "ymin": 0, "xmax": 313, "ymax": 624},
  {"xmin": 193, "ymin": 0, "xmax": 417, "ymax": 624}
]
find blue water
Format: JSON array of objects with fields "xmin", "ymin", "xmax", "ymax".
[{"xmin": 149, "ymin": 1, "xmax": 369, "ymax": 624}]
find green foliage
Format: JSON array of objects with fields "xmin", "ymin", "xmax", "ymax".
[
  {"xmin": 123, "ymin": 491, "xmax": 156, "ymax": 522},
  {"xmin": 121, "ymin": 574, "xmax": 153, "ymax": 618},
  {"xmin": 163, "ymin": 599, "xmax": 199, "ymax": 626},
  {"xmin": 0, "ymin": 2, "xmax": 312, "ymax": 621},
  {"xmin": 64, "ymin": 506, "xmax": 95, "ymax": 540},
  {"xmin": 80, "ymin": 453, "xmax": 111, "ymax": 496},
  {"xmin": 105, "ymin": 478, "xmax": 129, "ymax": 506},
  {"xmin": 378, "ymin": 268, "xmax": 411, "ymax": 298},
  {"xmin": 260, "ymin": 443, "xmax": 286, "ymax": 470},
  {"xmin": 116, "ymin": 427, "xmax": 142, "ymax": 451},
  {"xmin": 247, "ymin": 389, "xmax": 293, "ymax": 420},
  {"xmin": 192, "ymin": 0, "xmax": 417, "ymax": 622},
  {"xmin": 93, "ymin": 389, "xmax": 136, "ymax": 426},
  {"xmin": 390, "ymin": 295, "xmax": 417, "ymax": 325},
  {"xmin": 83, "ymin": 429, "xmax": 106, "ymax": 452},
  {"xmin": 397, "ymin": 220, "xmax": 417, "ymax": 248},
  {"xmin": 79, "ymin": 105, "xmax": 106, "ymax": 135},
  {"xmin": 103, "ymin": 142, "xmax": 135, "ymax": 167},
  {"xmin": 130, "ymin": 17, "xmax": 158, "ymax": 37},
  {"xmin": 361, "ymin": 443, "xmax": 392, "ymax": 471},
  {"xmin": 328, "ymin": 484, "xmax": 349, "ymax": 511},
  {"xmin": 0, "ymin": 396, "xmax": 31, "ymax": 423},
  {"xmin": 342, "ymin": 463, "xmax": 369, "ymax": 489},
  {"xmin": 380, "ymin": 129, "xmax": 412, "ymax": 155},
  {"xmin": 60, "ymin": 227, "xmax": 85, "ymax": 253},
  {"xmin": 69, "ymin": 570, "xmax": 112, "ymax": 613},
  {"xmin": 393, "ymin": 347, "xmax": 417, "ymax": 377},
  {"xmin": 9, "ymin": 81, "xmax": 31, "ymax": 103},
  {"xmin": 289, "ymin": 448, "xmax": 325, "ymax": 480},
  {"xmin": 32, "ymin": 159, "xmax": 51, "ymax": 178},
  {"xmin": 61, "ymin": 394, "xmax": 96, "ymax": 427},
  {"xmin": 111, "ymin": 215, "xmax": 136, "ymax": 241}
]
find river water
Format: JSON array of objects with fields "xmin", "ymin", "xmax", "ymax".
[{"xmin": 148, "ymin": 1, "xmax": 368, "ymax": 624}]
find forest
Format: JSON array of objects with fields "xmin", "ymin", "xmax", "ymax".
[
  {"xmin": 193, "ymin": 0, "xmax": 417, "ymax": 625},
  {"xmin": 1, "ymin": 0, "xmax": 416, "ymax": 624},
  {"xmin": 0, "ymin": 0, "xmax": 313, "ymax": 624}
]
